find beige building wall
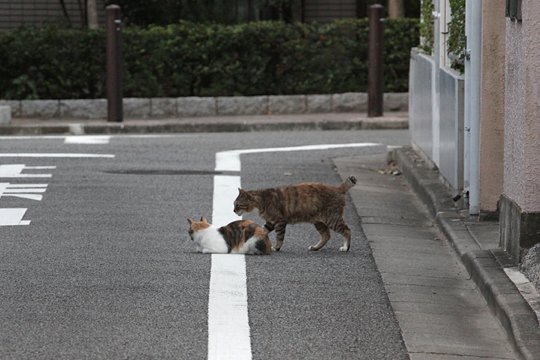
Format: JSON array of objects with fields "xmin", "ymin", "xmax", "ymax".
[
  {"xmin": 501, "ymin": 0, "xmax": 540, "ymax": 260},
  {"xmin": 479, "ymin": 0, "xmax": 505, "ymax": 214},
  {"xmin": 504, "ymin": 1, "xmax": 540, "ymax": 213}
]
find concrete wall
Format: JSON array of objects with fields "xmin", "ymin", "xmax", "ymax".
[
  {"xmin": 409, "ymin": 48, "xmax": 465, "ymax": 194},
  {"xmin": 409, "ymin": 50, "xmax": 434, "ymax": 162},
  {"xmin": 438, "ymin": 66, "xmax": 464, "ymax": 193},
  {"xmin": 479, "ymin": 0, "xmax": 505, "ymax": 213}
]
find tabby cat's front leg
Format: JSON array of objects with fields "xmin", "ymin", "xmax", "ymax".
[
  {"xmin": 264, "ymin": 222, "xmax": 275, "ymax": 232},
  {"xmin": 273, "ymin": 221, "xmax": 287, "ymax": 251}
]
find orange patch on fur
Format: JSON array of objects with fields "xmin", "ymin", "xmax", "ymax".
[{"xmin": 190, "ymin": 220, "xmax": 211, "ymax": 231}]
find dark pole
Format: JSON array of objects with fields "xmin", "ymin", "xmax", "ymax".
[
  {"xmin": 247, "ymin": 0, "xmax": 255, "ymax": 21},
  {"xmin": 106, "ymin": 5, "xmax": 123, "ymax": 122},
  {"xmin": 368, "ymin": 4, "xmax": 384, "ymax": 117}
]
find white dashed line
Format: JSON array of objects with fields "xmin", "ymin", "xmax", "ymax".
[{"xmin": 64, "ymin": 135, "xmax": 111, "ymax": 144}]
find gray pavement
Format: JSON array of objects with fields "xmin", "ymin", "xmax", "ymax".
[{"xmin": 1, "ymin": 111, "xmax": 539, "ymax": 359}]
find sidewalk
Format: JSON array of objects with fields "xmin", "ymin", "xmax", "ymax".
[
  {"xmin": 391, "ymin": 147, "xmax": 540, "ymax": 359},
  {"xmin": 335, "ymin": 148, "xmax": 540, "ymax": 359},
  {"xmin": 0, "ymin": 112, "xmax": 408, "ymax": 135}
]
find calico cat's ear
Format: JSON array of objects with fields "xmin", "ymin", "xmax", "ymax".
[
  {"xmin": 200, "ymin": 216, "xmax": 209, "ymax": 223},
  {"xmin": 187, "ymin": 218, "xmax": 193, "ymax": 225}
]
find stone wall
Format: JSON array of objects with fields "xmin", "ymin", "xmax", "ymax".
[{"xmin": 0, "ymin": 93, "xmax": 408, "ymax": 120}]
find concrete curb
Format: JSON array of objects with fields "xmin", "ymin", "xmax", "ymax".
[
  {"xmin": 0, "ymin": 93, "xmax": 408, "ymax": 120},
  {"xmin": 0, "ymin": 114, "xmax": 409, "ymax": 136},
  {"xmin": 392, "ymin": 146, "xmax": 540, "ymax": 360}
]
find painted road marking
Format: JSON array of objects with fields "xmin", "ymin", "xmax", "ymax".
[
  {"xmin": 215, "ymin": 143, "xmax": 382, "ymax": 172},
  {"xmin": 210, "ymin": 142, "xmax": 383, "ymax": 360},
  {"xmin": 0, "ymin": 208, "xmax": 31, "ymax": 226},
  {"xmin": 0, "ymin": 164, "xmax": 56, "ymax": 178},
  {"xmin": 0, "ymin": 183, "xmax": 48, "ymax": 201},
  {"xmin": 0, "ymin": 153, "xmax": 115, "ymax": 158},
  {"xmin": 0, "ymin": 164, "xmax": 55, "ymax": 226},
  {"xmin": 212, "ymin": 175, "xmax": 242, "ymax": 227},
  {"xmin": 64, "ymin": 135, "xmax": 111, "ymax": 144},
  {"xmin": 210, "ymin": 173, "xmax": 250, "ymax": 360},
  {"xmin": 0, "ymin": 155, "xmax": 114, "ymax": 227}
]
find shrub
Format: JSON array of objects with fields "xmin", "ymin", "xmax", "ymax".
[
  {"xmin": 447, "ymin": 0, "xmax": 465, "ymax": 72},
  {"xmin": 419, "ymin": 0, "xmax": 434, "ymax": 54},
  {"xmin": 0, "ymin": 19, "xmax": 419, "ymax": 100}
]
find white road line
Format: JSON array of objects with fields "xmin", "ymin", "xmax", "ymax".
[
  {"xmin": 0, "ymin": 164, "xmax": 55, "ymax": 178},
  {"xmin": 0, "ymin": 208, "xmax": 31, "ymax": 226},
  {"xmin": 215, "ymin": 143, "xmax": 383, "ymax": 172},
  {"xmin": 210, "ymin": 174, "xmax": 251, "ymax": 360},
  {"xmin": 212, "ymin": 175, "xmax": 242, "ymax": 227},
  {"xmin": 0, "ymin": 153, "xmax": 115, "ymax": 158},
  {"xmin": 64, "ymin": 135, "xmax": 111, "ymax": 144}
]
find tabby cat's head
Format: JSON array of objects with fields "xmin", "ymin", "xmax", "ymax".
[
  {"xmin": 233, "ymin": 188, "xmax": 256, "ymax": 216},
  {"xmin": 187, "ymin": 217, "xmax": 211, "ymax": 240}
]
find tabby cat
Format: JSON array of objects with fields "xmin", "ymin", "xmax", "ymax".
[
  {"xmin": 187, "ymin": 217, "xmax": 272, "ymax": 255},
  {"xmin": 233, "ymin": 176, "xmax": 357, "ymax": 252}
]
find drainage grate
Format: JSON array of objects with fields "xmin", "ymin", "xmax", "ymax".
[{"xmin": 104, "ymin": 169, "xmax": 224, "ymax": 175}]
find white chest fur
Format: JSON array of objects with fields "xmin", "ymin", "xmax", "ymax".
[{"xmin": 193, "ymin": 226, "xmax": 229, "ymax": 254}]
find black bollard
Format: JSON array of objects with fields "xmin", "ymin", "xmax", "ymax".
[
  {"xmin": 368, "ymin": 4, "xmax": 384, "ymax": 117},
  {"xmin": 106, "ymin": 5, "xmax": 123, "ymax": 123}
]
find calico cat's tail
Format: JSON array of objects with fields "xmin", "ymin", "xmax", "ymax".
[{"xmin": 337, "ymin": 176, "xmax": 357, "ymax": 193}]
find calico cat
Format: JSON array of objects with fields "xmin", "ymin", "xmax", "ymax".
[
  {"xmin": 233, "ymin": 176, "xmax": 357, "ymax": 252},
  {"xmin": 187, "ymin": 217, "xmax": 272, "ymax": 255}
]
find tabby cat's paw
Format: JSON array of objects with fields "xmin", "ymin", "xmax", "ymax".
[
  {"xmin": 339, "ymin": 246, "xmax": 349, "ymax": 252},
  {"xmin": 308, "ymin": 246, "xmax": 318, "ymax": 251},
  {"xmin": 271, "ymin": 246, "xmax": 280, "ymax": 252}
]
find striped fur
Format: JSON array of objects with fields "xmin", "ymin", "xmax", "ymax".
[
  {"xmin": 233, "ymin": 176, "xmax": 357, "ymax": 252},
  {"xmin": 187, "ymin": 217, "xmax": 271, "ymax": 255}
]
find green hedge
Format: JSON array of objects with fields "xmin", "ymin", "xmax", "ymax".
[{"xmin": 0, "ymin": 19, "xmax": 419, "ymax": 100}]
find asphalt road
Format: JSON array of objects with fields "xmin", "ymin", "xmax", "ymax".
[{"xmin": 0, "ymin": 130, "xmax": 410, "ymax": 359}]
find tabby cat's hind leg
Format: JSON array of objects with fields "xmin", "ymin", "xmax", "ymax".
[
  {"xmin": 330, "ymin": 220, "xmax": 351, "ymax": 252},
  {"xmin": 309, "ymin": 222, "xmax": 331, "ymax": 251},
  {"xmin": 273, "ymin": 221, "xmax": 287, "ymax": 251}
]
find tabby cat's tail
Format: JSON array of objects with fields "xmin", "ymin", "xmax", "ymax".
[{"xmin": 337, "ymin": 176, "xmax": 357, "ymax": 193}]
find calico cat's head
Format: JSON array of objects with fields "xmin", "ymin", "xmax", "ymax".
[
  {"xmin": 233, "ymin": 188, "xmax": 256, "ymax": 216},
  {"xmin": 187, "ymin": 217, "xmax": 211, "ymax": 240}
]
